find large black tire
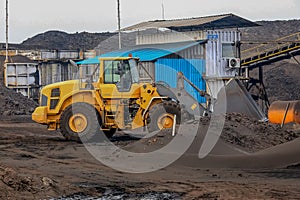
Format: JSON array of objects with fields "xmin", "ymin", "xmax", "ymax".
[
  {"xmin": 60, "ymin": 103, "xmax": 100, "ymax": 142},
  {"xmin": 147, "ymin": 101, "xmax": 181, "ymax": 132}
]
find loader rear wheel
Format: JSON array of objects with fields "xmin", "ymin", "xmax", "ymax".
[
  {"xmin": 147, "ymin": 101, "xmax": 181, "ymax": 132},
  {"xmin": 60, "ymin": 103, "xmax": 100, "ymax": 142}
]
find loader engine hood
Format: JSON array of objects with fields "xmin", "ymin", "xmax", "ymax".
[
  {"xmin": 32, "ymin": 80, "xmax": 83, "ymax": 125},
  {"xmin": 39, "ymin": 80, "xmax": 81, "ymax": 107}
]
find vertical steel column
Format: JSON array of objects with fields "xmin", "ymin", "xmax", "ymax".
[
  {"xmin": 5, "ymin": 0, "xmax": 9, "ymax": 63},
  {"xmin": 117, "ymin": 0, "xmax": 121, "ymax": 49}
]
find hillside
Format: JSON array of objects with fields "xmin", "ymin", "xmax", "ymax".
[
  {"xmin": 1, "ymin": 20, "xmax": 299, "ymax": 52},
  {"xmin": 19, "ymin": 31, "xmax": 116, "ymax": 50},
  {"xmin": 241, "ymin": 20, "xmax": 300, "ymax": 42}
]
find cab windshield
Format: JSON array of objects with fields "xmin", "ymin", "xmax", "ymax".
[{"xmin": 104, "ymin": 59, "xmax": 139, "ymax": 91}]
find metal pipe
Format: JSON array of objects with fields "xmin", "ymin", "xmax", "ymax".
[
  {"xmin": 245, "ymin": 67, "xmax": 249, "ymax": 79},
  {"xmin": 172, "ymin": 115, "xmax": 176, "ymax": 137},
  {"xmin": 290, "ymin": 53, "xmax": 300, "ymax": 66},
  {"xmin": 161, "ymin": 0, "xmax": 165, "ymax": 20},
  {"xmin": 5, "ymin": 0, "xmax": 9, "ymax": 63},
  {"xmin": 177, "ymin": 72, "xmax": 206, "ymax": 97},
  {"xmin": 281, "ymin": 102, "xmax": 290, "ymax": 128},
  {"xmin": 117, "ymin": 0, "xmax": 121, "ymax": 49}
]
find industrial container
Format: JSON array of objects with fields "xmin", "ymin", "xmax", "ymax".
[
  {"xmin": 58, "ymin": 50, "xmax": 80, "ymax": 60},
  {"xmin": 41, "ymin": 50, "xmax": 81, "ymax": 60},
  {"xmin": 41, "ymin": 50, "xmax": 58, "ymax": 60},
  {"xmin": 268, "ymin": 100, "xmax": 300, "ymax": 124},
  {"xmin": 39, "ymin": 61, "xmax": 78, "ymax": 86},
  {"xmin": 83, "ymin": 50, "xmax": 97, "ymax": 59},
  {"xmin": 4, "ymin": 63, "xmax": 40, "ymax": 99},
  {"xmin": 205, "ymin": 30, "xmax": 241, "ymax": 98}
]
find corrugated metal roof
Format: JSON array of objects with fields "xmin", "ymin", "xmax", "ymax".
[
  {"xmin": 76, "ymin": 56, "xmax": 100, "ymax": 65},
  {"xmin": 77, "ymin": 41, "xmax": 205, "ymax": 64},
  {"xmin": 122, "ymin": 13, "xmax": 259, "ymax": 31}
]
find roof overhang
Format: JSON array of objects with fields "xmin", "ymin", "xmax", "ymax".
[
  {"xmin": 122, "ymin": 13, "xmax": 259, "ymax": 32},
  {"xmin": 77, "ymin": 40, "xmax": 206, "ymax": 65}
]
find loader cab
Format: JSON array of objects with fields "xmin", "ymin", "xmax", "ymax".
[
  {"xmin": 103, "ymin": 58, "xmax": 139, "ymax": 91},
  {"xmin": 99, "ymin": 57, "xmax": 141, "ymax": 98}
]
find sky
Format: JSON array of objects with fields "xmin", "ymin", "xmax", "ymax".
[{"xmin": 0, "ymin": 0, "xmax": 299, "ymax": 43}]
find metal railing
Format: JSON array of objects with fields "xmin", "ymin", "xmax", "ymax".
[{"xmin": 241, "ymin": 32, "xmax": 300, "ymax": 66}]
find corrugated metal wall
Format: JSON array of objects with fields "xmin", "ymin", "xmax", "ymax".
[
  {"xmin": 139, "ymin": 62, "xmax": 155, "ymax": 82},
  {"xmin": 155, "ymin": 58, "xmax": 206, "ymax": 103},
  {"xmin": 39, "ymin": 62, "xmax": 78, "ymax": 86},
  {"xmin": 41, "ymin": 50, "xmax": 80, "ymax": 60},
  {"xmin": 4, "ymin": 63, "xmax": 40, "ymax": 99},
  {"xmin": 40, "ymin": 50, "xmax": 96, "ymax": 60},
  {"xmin": 137, "ymin": 31, "xmax": 206, "ymax": 45},
  {"xmin": 205, "ymin": 30, "xmax": 241, "ymax": 98},
  {"xmin": 164, "ymin": 43, "xmax": 205, "ymax": 59}
]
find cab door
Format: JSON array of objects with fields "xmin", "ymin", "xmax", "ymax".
[{"xmin": 99, "ymin": 59, "xmax": 140, "ymax": 99}]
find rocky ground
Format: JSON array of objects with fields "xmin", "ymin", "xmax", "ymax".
[{"xmin": 0, "ymin": 115, "xmax": 299, "ymax": 199}]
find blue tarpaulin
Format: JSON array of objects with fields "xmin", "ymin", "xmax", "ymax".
[{"xmin": 76, "ymin": 40, "xmax": 205, "ymax": 65}]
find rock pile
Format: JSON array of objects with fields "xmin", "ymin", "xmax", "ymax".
[
  {"xmin": 125, "ymin": 113, "xmax": 299, "ymax": 154},
  {"xmin": 221, "ymin": 113, "xmax": 299, "ymax": 152},
  {"xmin": 0, "ymin": 56, "xmax": 38, "ymax": 116}
]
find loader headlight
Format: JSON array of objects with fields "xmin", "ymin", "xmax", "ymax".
[
  {"xmin": 50, "ymin": 99, "xmax": 59, "ymax": 110},
  {"xmin": 49, "ymin": 88, "xmax": 60, "ymax": 110}
]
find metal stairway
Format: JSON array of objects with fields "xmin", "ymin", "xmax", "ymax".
[{"xmin": 241, "ymin": 32, "xmax": 300, "ymax": 67}]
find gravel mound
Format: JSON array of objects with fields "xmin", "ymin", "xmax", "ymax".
[
  {"xmin": 0, "ymin": 56, "xmax": 38, "ymax": 116},
  {"xmin": 221, "ymin": 113, "xmax": 299, "ymax": 152},
  {"xmin": 124, "ymin": 113, "xmax": 299, "ymax": 154},
  {"xmin": 0, "ymin": 88, "xmax": 37, "ymax": 116}
]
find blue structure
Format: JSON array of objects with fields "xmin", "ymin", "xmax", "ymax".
[
  {"xmin": 155, "ymin": 59, "xmax": 206, "ymax": 103},
  {"xmin": 77, "ymin": 41, "xmax": 206, "ymax": 103}
]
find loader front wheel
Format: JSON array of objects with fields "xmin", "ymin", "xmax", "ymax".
[
  {"xmin": 147, "ymin": 101, "xmax": 181, "ymax": 132},
  {"xmin": 60, "ymin": 103, "xmax": 100, "ymax": 142}
]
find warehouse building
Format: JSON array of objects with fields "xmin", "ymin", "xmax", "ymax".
[{"xmin": 79, "ymin": 13, "xmax": 258, "ymax": 103}]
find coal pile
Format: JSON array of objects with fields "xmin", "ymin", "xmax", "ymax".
[
  {"xmin": 19, "ymin": 31, "xmax": 116, "ymax": 50},
  {"xmin": 0, "ymin": 88, "xmax": 37, "ymax": 116},
  {"xmin": 264, "ymin": 61, "xmax": 300, "ymax": 103},
  {"xmin": 0, "ymin": 56, "xmax": 38, "ymax": 116},
  {"xmin": 125, "ymin": 113, "xmax": 299, "ymax": 155},
  {"xmin": 221, "ymin": 113, "xmax": 299, "ymax": 152}
]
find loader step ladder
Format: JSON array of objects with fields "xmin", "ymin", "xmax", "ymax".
[{"xmin": 241, "ymin": 32, "xmax": 300, "ymax": 67}]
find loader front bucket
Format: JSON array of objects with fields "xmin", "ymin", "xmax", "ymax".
[{"xmin": 214, "ymin": 79, "xmax": 267, "ymax": 121}]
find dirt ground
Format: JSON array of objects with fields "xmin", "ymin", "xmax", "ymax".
[{"xmin": 0, "ymin": 116, "xmax": 299, "ymax": 200}]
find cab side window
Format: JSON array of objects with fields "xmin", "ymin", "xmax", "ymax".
[{"xmin": 104, "ymin": 61, "xmax": 121, "ymax": 84}]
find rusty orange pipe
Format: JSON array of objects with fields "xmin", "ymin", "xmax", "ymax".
[{"xmin": 268, "ymin": 101, "xmax": 300, "ymax": 124}]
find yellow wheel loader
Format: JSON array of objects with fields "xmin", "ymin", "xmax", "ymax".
[{"xmin": 32, "ymin": 57, "xmax": 184, "ymax": 141}]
